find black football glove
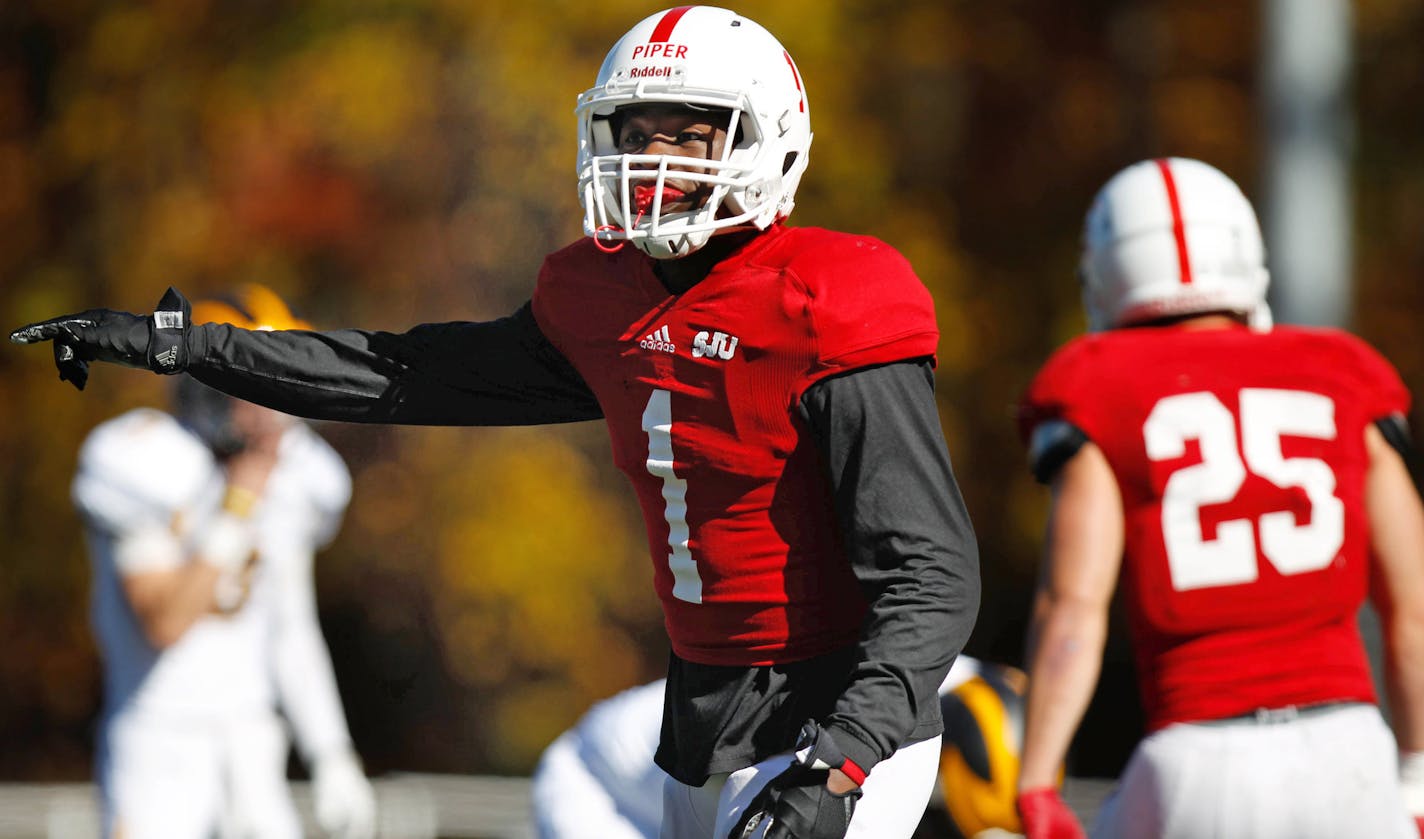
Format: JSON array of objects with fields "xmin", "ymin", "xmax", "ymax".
[
  {"xmin": 728, "ymin": 720, "xmax": 864, "ymax": 839},
  {"xmin": 10, "ymin": 287, "xmax": 192, "ymax": 390}
]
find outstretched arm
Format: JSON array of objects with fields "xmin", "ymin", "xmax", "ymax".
[
  {"xmin": 12, "ymin": 289, "xmax": 602, "ymax": 427},
  {"xmin": 188, "ymin": 304, "xmax": 602, "ymax": 425}
]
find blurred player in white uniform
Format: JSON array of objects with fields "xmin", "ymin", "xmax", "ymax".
[
  {"xmin": 73, "ymin": 285, "xmax": 376, "ymax": 839},
  {"xmin": 532, "ymin": 679, "xmax": 668, "ymax": 839},
  {"xmin": 533, "ymin": 658, "xmax": 1016, "ymax": 839}
]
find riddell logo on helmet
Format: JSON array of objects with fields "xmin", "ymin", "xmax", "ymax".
[
  {"xmin": 629, "ymin": 66, "xmax": 678, "ymax": 79},
  {"xmin": 632, "ymin": 43, "xmax": 687, "ymax": 60}
]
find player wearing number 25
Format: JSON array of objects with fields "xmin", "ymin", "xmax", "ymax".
[
  {"xmin": 1013, "ymin": 158, "xmax": 1424, "ymax": 839},
  {"xmin": 11, "ymin": 7, "xmax": 980, "ymax": 839}
]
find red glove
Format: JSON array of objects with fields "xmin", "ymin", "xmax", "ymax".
[
  {"xmin": 1414, "ymin": 815, "xmax": 1423, "ymax": 838},
  {"xmin": 1016, "ymin": 787, "xmax": 1087, "ymax": 839}
]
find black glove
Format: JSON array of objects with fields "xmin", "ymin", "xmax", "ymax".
[
  {"xmin": 728, "ymin": 720, "xmax": 864, "ymax": 839},
  {"xmin": 10, "ymin": 287, "xmax": 192, "ymax": 390}
]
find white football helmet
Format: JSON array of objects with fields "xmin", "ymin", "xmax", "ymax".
[
  {"xmin": 1080, "ymin": 157, "xmax": 1271, "ymax": 331},
  {"xmin": 576, "ymin": 6, "xmax": 813, "ymax": 259}
]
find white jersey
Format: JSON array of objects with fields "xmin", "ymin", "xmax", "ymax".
[
  {"xmin": 533, "ymin": 679, "xmax": 667, "ymax": 839},
  {"xmin": 73, "ymin": 408, "xmax": 352, "ymax": 757}
]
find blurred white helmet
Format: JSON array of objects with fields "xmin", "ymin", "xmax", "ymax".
[
  {"xmin": 576, "ymin": 6, "xmax": 813, "ymax": 259},
  {"xmin": 1080, "ymin": 157, "xmax": 1271, "ymax": 331}
]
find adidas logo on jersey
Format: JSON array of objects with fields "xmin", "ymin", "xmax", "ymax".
[
  {"xmin": 640, "ymin": 325, "xmax": 676, "ymax": 354},
  {"xmin": 692, "ymin": 330, "xmax": 739, "ymax": 361}
]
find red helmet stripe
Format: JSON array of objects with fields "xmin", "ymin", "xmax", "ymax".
[
  {"xmin": 650, "ymin": 6, "xmax": 694, "ymax": 42},
  {"xmin": 1154, "ymin": 158, "xmax": 1193, "ymax": 284},
  {"xmin": 783, "ymin": 50, "xmax": 805, "ymax": 112}
]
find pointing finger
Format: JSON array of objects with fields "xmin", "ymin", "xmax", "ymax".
[
  {"xmin": 10, "ymin": 322, "xmax": 56, "ymax": 344},
  {"xmin": 10, "ymin": 317, "xmax": 96, "ymax": 345}
]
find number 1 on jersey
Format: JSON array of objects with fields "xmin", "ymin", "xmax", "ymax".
[{"xmin": 643, "ymin": 389, "xmax": 703, "ymax": 603}]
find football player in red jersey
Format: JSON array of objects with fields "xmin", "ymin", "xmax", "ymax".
[
  {"xmin": 1013, "ymin": 157, "xmax": 1424, "ymax": 839},
  {"xmin": 11, "ymin": 7, "xmax": 980, "ymax": 839}
]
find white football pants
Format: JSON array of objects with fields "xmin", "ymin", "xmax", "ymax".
[
  {"xmin": 1092, "ymin": 703, "xmax": 1414, "ymax": 839},
  {"xmin": 660, "ymin": 734, "xmax": 941, "ymax": 839},
  {"xmin": 98, "ymin": 708, "xmax": 302, "ymax": 839}
]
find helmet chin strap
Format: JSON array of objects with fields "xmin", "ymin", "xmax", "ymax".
[
  {"xmin": 594, "ymin": 183, "xmax": 664, "ymax": 254},
  {"xmin": 593, "ymin": 207, "xmax": 643, "ymax": 254}
]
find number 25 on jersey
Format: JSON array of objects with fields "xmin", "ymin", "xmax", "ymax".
[{"xmin": 1145, "ymin": 388, "xmax": 1345, "ymax": 592}]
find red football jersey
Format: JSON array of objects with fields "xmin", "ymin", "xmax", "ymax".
[
  {"xmin": 532, "ymin": 225, "xmax": 939, "ymax": 666},
  {"xmin": 1020, "ymin": 324, "xmax": 1410, "ymax": 730}
]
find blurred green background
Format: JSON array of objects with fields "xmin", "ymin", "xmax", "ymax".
[{"xmin": 1, "ymin": 0, "xmax": 1422, "ymax": 781}]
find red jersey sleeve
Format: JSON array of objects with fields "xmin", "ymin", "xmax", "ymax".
[
  {"xmin": 787, "ymin": 234, "xmax": 939, "ymax": 395},
  {"xmin": 1019, "ymin": 337, "xmax": 1104, "ymax": 439},
  {"xmin": 1331, "ymin": 331, "xmax": 1411, "ymax": 421},
  {"xmin": 1018, "ymin": 337, "xmax": 1106, "ymax": 480}
]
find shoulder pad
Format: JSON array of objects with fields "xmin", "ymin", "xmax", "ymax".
[
  {"xmin": 1376, "ymin": 413, "xmax": 1414, "ymax": 460},
  {"xmin": 1028, "ymin": 419, "xmax": 1089, "ymax": 484},
  {"xmin": 74, "ymin": 409, "xmax": 214, "ymax": 529}
]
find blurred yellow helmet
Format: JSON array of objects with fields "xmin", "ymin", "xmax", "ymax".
[
  {"xmin": 177, "ymin": 285, "xmax": 310, "ymax": 455},
  {"xmin": 937, "ymin": 663, "xmax": 1059, "ymax": 838},
  {"xmin": 190, "ymin": 284, "xmax": 311, "ymax": 331}
]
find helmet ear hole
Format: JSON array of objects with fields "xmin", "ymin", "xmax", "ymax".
[
  {"xmin": 592, "ymin": 117, "xmax": 618, "ymax": 157},
  {"xmin": 603, "ymin": 113, "xmax": 623, "ymax": 147},
  {"xmin": 732, "ymin": 113, "xmax": 752, "ymax": 149},
  {"xmin": 782, "ymin": 152, "xmax": 799, "ymax": 175}
]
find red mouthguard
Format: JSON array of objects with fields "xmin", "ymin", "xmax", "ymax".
[{"xmin": 634, "ymin": 185, "xmax": 685, "ymax": 212}]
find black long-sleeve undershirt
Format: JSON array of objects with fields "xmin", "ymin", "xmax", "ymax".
[
  {"xmin": 187, "ymin": 303, "xmax": 601, "ymax": 425},
  {"xmin": 803, "ymin": 360, "xmax": 980, "ymax": 776}
]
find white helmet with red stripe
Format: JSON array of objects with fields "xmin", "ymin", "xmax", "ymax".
[
  {"xmin": 576, "ymin": 6, "xmax": 812, "ymax": 259},
  {"xmin": 1080, "ymin": 157, "xmax": 1271, "ymax": 331}
]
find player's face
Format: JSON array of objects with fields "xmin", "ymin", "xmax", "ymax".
[{"xmin": 616, "ymin": 105, "xmax": 730, "ymax": 213}]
